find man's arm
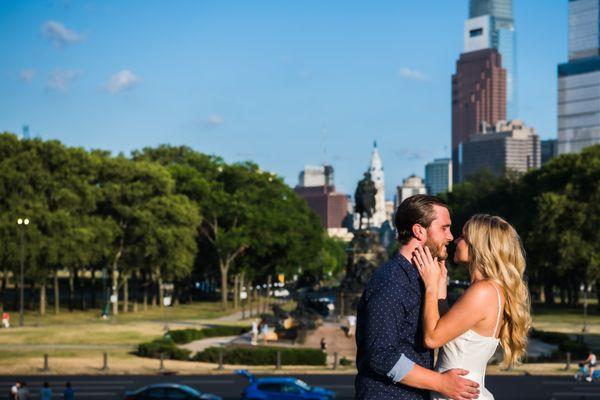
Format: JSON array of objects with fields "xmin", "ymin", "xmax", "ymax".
[
  {"xmin": 400, "ymin": 365, "xmax": 480, "ymax": 400},
  {"xmin": 361, "ymin": 280, "xmax": 416, "ymax": 379}
]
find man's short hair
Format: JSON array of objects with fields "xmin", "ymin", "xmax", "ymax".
[{"xmin": 394, "ymin": 195, "xmax": 449, "ymax": 245}]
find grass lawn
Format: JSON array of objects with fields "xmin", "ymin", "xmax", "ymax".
[
  {"xmin": 0, "ymin": 301, "xmax": 241, "ymax": 347},
  {"xmin": 531, "ymin": 304, "xmax": 600, "ymax": 334}
]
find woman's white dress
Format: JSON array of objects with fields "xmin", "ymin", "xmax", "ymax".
[{"xmin": 431, "ymin": 284, "xmax": 503, "ymax": 400}]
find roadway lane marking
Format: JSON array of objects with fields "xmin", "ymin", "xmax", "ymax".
[
  {"xmin": 552, "ymin": 392, "xmax": 600, "ymax": 397},
  {"xmin": 0, "ymin": 380, "xmax": 135, "ymax": 385},
  {"xmin": 322, "ymin": 385, "xmax": 355, "ymax": 389}
]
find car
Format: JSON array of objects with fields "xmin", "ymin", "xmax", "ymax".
[
  {"xmin": 124, "ymin": 383, "xmax": 222, "ymax": 400},
  {"xmin": 236, "ymin": 370, "xmax": 335, "ymax": 400}
]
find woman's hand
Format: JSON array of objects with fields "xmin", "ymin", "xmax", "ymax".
[{"xmin": 412, "ymin": 245, "xmax": 440, "ymax": 292}]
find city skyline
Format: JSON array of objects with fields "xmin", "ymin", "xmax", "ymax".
[{"xmin": 0, "ymin": 1, "xmax": 568, "ymax": 198}]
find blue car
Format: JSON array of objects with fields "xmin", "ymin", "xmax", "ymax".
[
  {"xmin": 124, "ymin": 383, "xmax": 222, "ymax": 400},
  {"xmin": 236, "ymin": 370, "xmax": 335, "ymax": 400}
]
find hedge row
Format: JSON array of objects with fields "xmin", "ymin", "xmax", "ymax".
[
  {"xmin": 137, "ymin": 338, "xmax": 191, "ymax": 360},
  {"xmin": 529, "ymin": 328, "xmax": 589, "ymax": 360},
  {"xmin": 194, "ymin": 346, "xmax": 326, "ymax": 365},
  {"xmin": 167, "ymin": 325, "xmax": 250, "ymax": 344}
]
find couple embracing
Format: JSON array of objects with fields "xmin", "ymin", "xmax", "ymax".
[{"xmin": 355, "ymin": 195, "xmax": 531, "ymax": 400}]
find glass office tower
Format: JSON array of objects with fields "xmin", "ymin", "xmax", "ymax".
[
  {"xmin": 557, "ymin": 0, "xmax": 600, "ymax": 154},
  {"xmin": 469, "ymin": 0, "xmax": 517, "ymax": 119}
]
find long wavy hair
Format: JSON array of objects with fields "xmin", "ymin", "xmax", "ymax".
[{"xmin": 464, "ymin": 214, "xmax": 532, "ymax": 367}]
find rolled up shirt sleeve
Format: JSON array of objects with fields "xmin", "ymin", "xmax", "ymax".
[
  {"xmin": 363, "ymin": 279, "xmax": 415, "ymax": 380},
  {"xmin": 387, "ymin": 354, "xmax": 415, "ymax": 382}
]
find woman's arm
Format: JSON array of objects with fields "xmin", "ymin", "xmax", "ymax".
[{"xmin": 413, "ymin": 246, "xmax": 491, "ymax": 349}]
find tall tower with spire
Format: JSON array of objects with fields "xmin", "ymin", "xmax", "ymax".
[{"xmin": 368, "ymin": 141, "xmax": 387, "ymax": 228}]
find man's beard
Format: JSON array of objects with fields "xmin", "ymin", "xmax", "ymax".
[{"xmin": 425, "ymin": 236, "xmax": 448, "ymax": 261}]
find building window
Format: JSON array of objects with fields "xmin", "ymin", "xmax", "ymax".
[{"xmin": 470, "ymin": 28, "xmax": 484, "ymax": 37}]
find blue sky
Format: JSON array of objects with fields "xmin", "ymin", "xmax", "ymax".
[{"xmin": 0, "ymin": 0, "xmax": 568, "ymax": 198}]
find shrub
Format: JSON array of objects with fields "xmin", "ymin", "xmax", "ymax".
[
  {"xmin": 193, "ymin": 346, "xmax": 326, "ymax": 365},
  {"xmin": 137, "ymin": 338, "xmax": 191, "ymax": 361},
  {"xmin": 168, "ymin": 326, "xmax": 250, "ymax": 344},
  {"xmin": 340, "ymin": 357, "xmax": 353, "ymax": 366}
]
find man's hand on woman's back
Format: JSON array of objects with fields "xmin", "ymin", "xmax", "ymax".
[{"xmin": 438, "ymin": 369, "xmax": 480, "ymax": 400}]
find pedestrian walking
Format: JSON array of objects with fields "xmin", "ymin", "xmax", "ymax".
[
  {"xmin": 63, "ymin": 382, "xmax": 74, "ymax": 400},
  {"xmin": 9, "ymin": 381, "xmax": 20, "ymax": 400},
  {"xmin": 40, "ymin": 382, "xmax": 52, "ymax": 400},
  {"xmin": 17, "ymin": 382, "xmax": 29, "ymax": 400}
]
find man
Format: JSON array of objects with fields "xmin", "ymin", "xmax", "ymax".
[{"xmin": 355, "ymin": 195, "xmax": 480, "ymax": 400}]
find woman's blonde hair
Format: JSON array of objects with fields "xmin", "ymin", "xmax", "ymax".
[{"xmin": 464, "ymin": 214, "xmax": 532, "ymax": 367}]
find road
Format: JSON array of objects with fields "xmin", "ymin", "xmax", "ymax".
[{"xmin": 1, "ymin": 374, "xmax": 599, "ymax": 399}]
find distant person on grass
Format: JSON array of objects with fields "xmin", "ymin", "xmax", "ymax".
[
  {"xmin": 63, "ymin": 382, "xmax": 74, "ymax": 400},
  {"xmin": 40, "ymin": 382, "xmax": 52, "ymax": 400}
]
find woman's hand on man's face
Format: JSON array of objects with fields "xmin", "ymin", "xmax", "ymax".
[{"xmin": 412, "ymin": 245, "xmax": 440, "ymax": 290}]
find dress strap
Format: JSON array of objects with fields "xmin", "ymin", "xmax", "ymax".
[{"xmin": 491, "ymin": 281, "xmax": 503, "ymax": 338}]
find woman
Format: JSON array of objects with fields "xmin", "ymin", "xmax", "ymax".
[{"xmin": 412, "ymin": 214, "xmax": 531, "ymax": 400}]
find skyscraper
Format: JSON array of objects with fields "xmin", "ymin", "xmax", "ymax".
[
  {"xmin": 452, "ymin": 48, "xmax": 507, "ymax": 182},
  {"xmin": 368, "ymin": 141, "xmax": 387, "ymax": 228},
  {"xmin": 557, "ymin": 0, "xmax": 600, "ymax": 154},
  {"xmin": 469, "ymin": 0, "xmax": 517, "ymax": 119},
  {"xmin": 425, "ymin": 158, "xmax": 452, "ymax": 196}
]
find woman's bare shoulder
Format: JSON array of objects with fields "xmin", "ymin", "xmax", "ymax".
[{"xmin": 460, "ymin": 280, "xmax": 502, "ymax": 305}]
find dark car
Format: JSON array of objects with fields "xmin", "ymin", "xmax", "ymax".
[
  {"xmin": 124, "ymin": 383, "xmax": 221, "ymax": 400},
  {"xmin": 236, "ymin": 370, "xmax": 335, "ymax": 400}
]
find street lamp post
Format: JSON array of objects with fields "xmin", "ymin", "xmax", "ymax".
[
  {"xmin": 582, "ymin": 283, "xmax": 592, "ymax": 333},
  {"xmin": 17, "ymin": 218, "xmax": 30, "ymax": 327}
]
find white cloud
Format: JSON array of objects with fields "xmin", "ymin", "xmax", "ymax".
[
  {"xmin": 399, "ymin": 67, "xmax": 429, "ymax": 81},
  {"xmin": 41, "ymin": 20, "xmax": 84, "ymax": 48},
  {"xmin": 106, "ymin": 70, "xmax": 140, "ymax": 94},
  {"xmin": 46, "ymin": 69, "xmax": 81, "ymax": 92},
  {"xmin": 206, "ymin": 114, "xmax": 223, "ymax": 127},
  {"xmin": 20, "ymin": 69, "xmax": 36, "ymax": 82}
]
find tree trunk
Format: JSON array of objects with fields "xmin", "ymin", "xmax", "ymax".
[
  {"xmin": 151, "ymin": 276, "xmax": 157, "ymax": 307},
  {"xmin": 240, "ymin": 272, "xmax": 245, "ymax": 313},
  {"xmin": 53, "ymin": 271, "xmax": 60, "ymax": 315},
  {"xmin": 90, "ymin": 268, "xmax": 97, "ymax": 309},
  {"xmin": 1, "ymin": 268, "xmax": 7, "ymax": 311},
  {"xmin": 111, "ymin": 267, "xmax": 119, "ymax": 316},
  {"xmin": 157, "ymin": 273, "xmax": 164, "ymax": 308},
  {"xmin": 122, "ymin": 275, "xmax": 129, "ymax": 313},
  {"xmin": 544, "ymin": 284, "xmax": 555, "ymax": 305},
  {"xmin": 265, "ymin": 275, "xmax": 272, "ymax": 313},
  {"xmin": 220, "ymin": 261, "xmax": 229, "ymax": 309},
  {"xmin": 39, "ymin": 284, "xmax": 46, "ymax": 317},
  {"xmin": 560, "ymin": 285, "xmax": 567, "ymax": 304},
  {"xmin": 68, "ymin": 269, "xmax": 75, "ymax": 312},
  {"xmin": 233, "ymin": 274, "xmax": 239, "ymax": 309},
  {"xmin": 111, "ymin": 240, "xmax": 123, "ymax": 316},
  {"xmin": 596, "ymin": 280, "xmax": 600, "ymax": 312},
  {"xmin": 79, "ymin": 268, "xmax": 87, "ymax": 310}
]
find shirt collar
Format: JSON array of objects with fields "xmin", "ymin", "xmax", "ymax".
[{"xmin": 394, "ymin": 252, "xmax": 420, "ymax": 284}]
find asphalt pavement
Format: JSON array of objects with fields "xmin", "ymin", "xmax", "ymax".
[{"xmin": 1, "ymin": 374, "xmax": 600, "ymax": 399}]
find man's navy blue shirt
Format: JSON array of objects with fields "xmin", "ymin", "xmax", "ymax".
[{"xmin": 355, "ymin": 253, "xmax": 433, "ymax": 400}]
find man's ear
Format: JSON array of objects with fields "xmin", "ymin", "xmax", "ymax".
[{"xmin": 411, "ymin": 224, "xmax": 426, "ymax": 242}]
